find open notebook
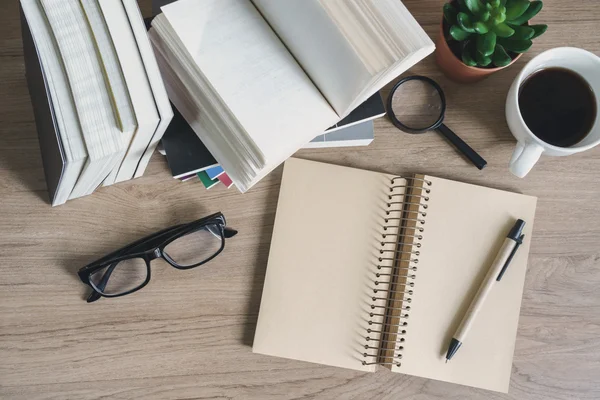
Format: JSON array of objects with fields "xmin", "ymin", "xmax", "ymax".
[{"xmin": 253, "ymin": 158, "xmax": 537, "ymax": 393}]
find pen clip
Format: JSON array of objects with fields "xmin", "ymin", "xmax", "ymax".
[{"xmin": 496, "ymin": 234, "xmax": 525, "ymax": 281}]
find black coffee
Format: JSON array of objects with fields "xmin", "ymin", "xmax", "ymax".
[{"xmin": 518, "ymin": 67, "xmax": 597, "ymax": 147}]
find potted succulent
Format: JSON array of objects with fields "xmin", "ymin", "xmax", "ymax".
[{"xmin": 436, "ymin": 0, "xmax": 547, "ymax": 83}]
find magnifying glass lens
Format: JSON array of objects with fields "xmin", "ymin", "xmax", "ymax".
[{"xmin": 390, "ymin": 79, "xmax": 444, "ymax": 131}]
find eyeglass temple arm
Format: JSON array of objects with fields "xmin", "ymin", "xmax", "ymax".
[
  {"xmin": 110, "ymin": 221, "xmax": 232, "ymax": 255},
  {"xmin": 83, "ymin": 224, "xmax": 188, "ymax": 271},
  {"xmin": 224, "ymin": 227, "xmax": 238, "ymax": 238},
  {"xmin": 87, "ymin": 291, "xmax": 101, "ymax": 303},
  {"xmin": 84, "ymin": 218, "xmax": 231, "ymax": 270}
]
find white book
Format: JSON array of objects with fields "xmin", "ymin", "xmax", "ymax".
[
  {"xmin": 152, "ymin": 0, "xmax": 434, "ymax": 192},
  {"xmin": 80, "ymin": 0, "xmax": 138, "ymax": 186},
  {"xmin": 21, "ymin": 0, "xmax": 88, "ymax": 206},
  {"xmin": 37, "ymin": 0, "xmax": 126, "ymax": 199},
  {"xmin": 97, "ymin": 0, "xmax": 160, "ymax": 184},
  {"xmin": 121, "ymin": 0, "xmax": 173, "ymax": 180}
]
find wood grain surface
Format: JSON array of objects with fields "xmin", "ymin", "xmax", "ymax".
[{"xmin": 1, "ymin": 0, "xmax": 599, "ymax": 399}]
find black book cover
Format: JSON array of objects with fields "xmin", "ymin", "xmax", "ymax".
[
  {"xmin": 326, "ymin": 92, "xmax": 385, "ymax": 133},
  {"xmin": 161, "ymin": 105, "xmax": 218, "ymax": 179},
  {"xmin": 21, "ymin": 8, "xmax": 65, "ymax": 204}
]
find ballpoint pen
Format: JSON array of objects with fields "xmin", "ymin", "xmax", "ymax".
[{"xmin": 445, "ymin": 219, "xmax": 526, "ymax": 362}]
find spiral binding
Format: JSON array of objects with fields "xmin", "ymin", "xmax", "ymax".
[{"xmin": 362, "ymin": 176, "xmax": 432, "ymax": 368}]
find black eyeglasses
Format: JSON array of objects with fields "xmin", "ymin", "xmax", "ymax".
[{"xmin": 78, "ymin": 212, "xmax": 237, "ymax": 303}]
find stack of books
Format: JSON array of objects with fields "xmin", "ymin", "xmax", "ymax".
[
  {"xmin": 21, "ymin": 0, "xmax": 173, "ymax": 206},
  {"xmin": 150, "ymin": 0, "xmax": 434, "ymax": 192},
  {"xmin": 158, "ymin": 94, "xmax": 386, "ymax": 190}
]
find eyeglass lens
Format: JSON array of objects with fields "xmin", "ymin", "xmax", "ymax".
[
  {"xmin": 89, "ymin": 257, "xmax": 147, "ymax": 295},
  {"xmin": 163, "ymin": 224, "xmax": 223, "ymax": 267},
  {"xmin": 390, "ymin": 79, "xmax": 443, "ymax": 130}
]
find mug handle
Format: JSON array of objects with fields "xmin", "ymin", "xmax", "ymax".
[{"xmin": 509, "ymin": 142, "xmax": 544, "ymax": 178}]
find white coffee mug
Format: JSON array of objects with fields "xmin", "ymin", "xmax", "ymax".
[{"xmin": 506, "ymin": 47, "xmax": 600, "ymax": 178}]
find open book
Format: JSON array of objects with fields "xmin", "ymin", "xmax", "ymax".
[
  {"xmin": 253, "ymin": 158, "xmax": 537, "ymax": 393},
  {"xmin": 150, "ymin": 0, "xmax": 434, "ymax": 192}
]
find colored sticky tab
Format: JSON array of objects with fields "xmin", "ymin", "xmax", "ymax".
[
  {"xmin": 218, "ymin": 172, "xmax": 234, "ymax": 188},
  {"xmin": 197, "ymin": 171, "xmax": 219, "ymax": 189},
  {"xmin": 205, "ymin": 165, "xmax": 225, "ymax": 180}
]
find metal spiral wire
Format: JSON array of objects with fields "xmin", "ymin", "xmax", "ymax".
[{"xmin": 362, "ymin": 176, "xmax": 432, "ymax": 367}]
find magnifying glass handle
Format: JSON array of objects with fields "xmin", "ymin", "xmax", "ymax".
[{"xmin": 436, "ymin": 124, "xmax": 487, "ymax": 170}]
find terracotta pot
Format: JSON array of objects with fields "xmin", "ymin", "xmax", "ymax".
[{"xmin": 435, "ymin": 23, "xmax": 522, "ymax": 83}]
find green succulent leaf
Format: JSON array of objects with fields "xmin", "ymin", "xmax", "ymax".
[
  {"xmin": 493, "ymin": 23, "xmax": 515, "ymax": 37},
  {"xmin": 505, "ymin": 0, "xmax": 530, "ymax": 21},
  {"xmin": 462, "ymin": 53, "xmax": 478, "ymax": 67},
  {"xmin": 476, "ymin": 52, "xmax": 492, "ymax": 67},
  {"xmin": 450, "ymin": 25, "xmax": 472, "ymax": 41},
  {"xmin": 461, "ymin": 42, "xmax": 478, "ymax": 66},
  {"xmin": 465, "ymin": 0, "xmax": 485, "ymax": 15},
  {"xmin": 498, "ymin": 37, "xmax": 533, "ymax": 53},
  {"xmin": 443, "ymin": 3, "xmax": 458, "ymax": 24},
  {"xmin": 493, "ymin": 11, "xmax": 507, "ymax": 24},
  {"xmin": 474, "ymin": 21, "xmax": 490, "ymax": 34},
  {"xmin": 486, "ymin": 2, "xmax": 493, "ymax": 11},
  {"xmin": 492, "ymin": 44, "xmax": 512, "ymax": 67},
  {"xmin": 457, "ymin": 12, "xmax": 476, "ymax": 32},
  {"xmin": 481, "ymin": 11, "xmax": 491, "ymax": 21},
  {"xmin": 477, "ymin": 31, "xmax": 497, "ymax": 56},
  {"xmin": 508, "ymin": 0, "xmax": 543, "ymax": 25},
  {"xmin": 530, "ymin": 24, "xmax": 548, "ymax": 39},
  {"xmin": 508, "ymin": 24, "xmax": 535, "ymax": 40},
  {"xmin": 490, "ymin": 0, "xmax": 501, "ymax": 7},
  {"xmin": 500, "ymin": 0, "xmax": 508, "ymax": 5}
]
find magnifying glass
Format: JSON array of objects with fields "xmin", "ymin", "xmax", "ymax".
[{"xmin": 387, "ymin": 76, "xmax": 487, "ymax": 170}]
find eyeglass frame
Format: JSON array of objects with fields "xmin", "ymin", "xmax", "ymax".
[{"xmin": 78, "ymin": 212, "xmax": 237, "ymax": 302}]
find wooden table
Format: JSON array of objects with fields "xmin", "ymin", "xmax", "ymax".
[{"xmin": 1, "ymin": 0, "xmax": 599, "ymax": 399}]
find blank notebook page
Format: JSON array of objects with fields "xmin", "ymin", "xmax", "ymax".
[
  {"xmin": 253, "ymin": 158, "xmax": 403, "ymax": 372},
  {"xmin": 393, "ymin": 176, "xmax": 537, "ymax": 392}
]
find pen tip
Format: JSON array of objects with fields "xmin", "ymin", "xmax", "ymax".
[{"xmin": 445, "ymin": 359, "xmax": 448, "ymax": 364}]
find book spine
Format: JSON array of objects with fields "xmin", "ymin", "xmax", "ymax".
[{"xmin": 362, "ymin": 175, "xmax": 432, "ymax": 368}]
